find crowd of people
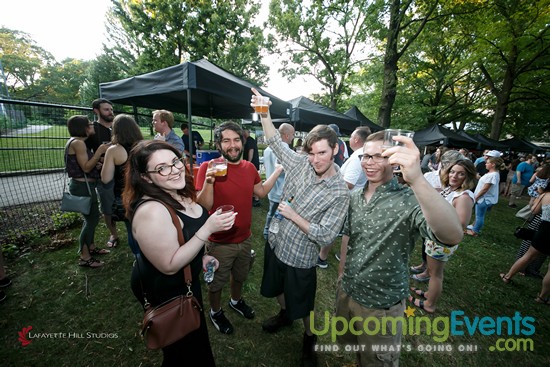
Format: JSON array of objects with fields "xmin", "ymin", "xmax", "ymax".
[{"xmin": 2, "ymin": 95, "xmax": 546, "ymax": 366}]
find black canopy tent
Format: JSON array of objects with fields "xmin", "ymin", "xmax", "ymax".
[
  {"xmin": 500, "ymin": 137, "xmax": 545, "ymax": 153},
  {"xmin": 344, "ymin": 106, "xmax": 383, "ymax": 132},
  {"xmin": 472, "ymin": 133, "xmax": 509, "ymax": 150},
  {"xmin": 99, "ymin": 59, "xmax": 292, "ymax": 166},
  {"xmin": 288, "ymin": 96, "xmax": 360, "ymax": 135},
  {"xmin": 412, "ymin": 124, "xmax": 479, "ymax": 149},
  {"xmin": 99, "ymin": 59, "xmax": 291, "ymax": 119}
]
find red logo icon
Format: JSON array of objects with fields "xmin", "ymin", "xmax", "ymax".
[{"xmin": 18, "ymin": 326, "xmax": 33, "ymax": 347}]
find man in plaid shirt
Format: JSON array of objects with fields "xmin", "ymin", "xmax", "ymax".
[{"xmin": 252, "ymin": 89, "xmax": 350, "ymax": 367}]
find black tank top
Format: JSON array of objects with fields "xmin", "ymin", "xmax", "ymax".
[{"xmin": 130, "ymin": 205, "xmax": 209, "ymax": 307}]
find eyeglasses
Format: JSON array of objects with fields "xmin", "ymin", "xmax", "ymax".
[
  {"xmin": 358, "ymin": 154, "xmax": 388, "ymax": 163},
  {"xmin": 146, "ymin": 157, "xmax": 185, "ymax": 176}
]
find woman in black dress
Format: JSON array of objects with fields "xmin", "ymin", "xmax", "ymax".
[{"xmin": 124, "ymin": 140, "xmax": 236, "ymax": 366}]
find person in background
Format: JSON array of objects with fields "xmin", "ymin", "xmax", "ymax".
[
  {"xmin": 466, "ymin": 155, "xmax": 505, "ymax": 236},
  {"xmin": 410, "ymin": 150, "xmax": 465, "ymax": 278},
  {"xmin": 420, "ymin": 147, "xmax": 434, "ymax": 173},
  {"xmin": 409, "ymin": 159, "xmax": 476, "ymax": 313},
  {"xmin": 428, "ymin": 146, "xmax": 448, "ymax": 172},
  {"xmin": 101, "ymin": 114, "xmax": 143, "ymax": 253},
  {"xmin": 294, "ymin": 138, "xmax": 303, "ymax": 153},
  {"xmin": 500, "ymin": 185, "xmax": 550, "ymax": 295},
  {"xmin": 152, "ymin": 109, "xmax": 185, "ymax": 154},
  {"xmin": 508, "ymin": 154, "xmax": 536, "ymax": 208},
  {"xmin": 253, "ymin": 89, "xmax": 350, "ymax": 367},
  {"xmin": 328, "ymin": 124, "xmax": 346, "ymax": 166},
  {"xmin": 181, "ymin": 123, "xmax": 204, "ymax": 159},
  {"xmin": 473, "ymin": 149, "xmax": 489, "ymax": 167},
  {"xmin": 262, "ymin": 123, "xmax": 295, "ymax": 239},
  {"xmin": 66, "ymin": 115, "xmax": 110, "ymax": 268},
  {"xmin": 476, "ymin": 150, "xmax": 502, "ymax": 178},
  {"xmin": 243, "ymin": 128, "xmax": 261, "ymax": 207},
  {"xmin": 527, "ymin": 164, "xmax": 550, "ymax": 206},
  {"xmin": 336, "ymin": 131, "xmax": 463, "ymax": 366},
  {"xmin": 86, "ymin": 98, "xmax": 119, "ymax": 249},
  {"xmin": 318, "ymin": 126, "xmax": 371, "ymax": 269},
  {"xmin": 503, "ymin": 157, "xmax": 520, "ymax": 197},
  {"xmin": 195, "ymin": 121, "xmax": 283, "ymax": 335},
  {"xmin": 126, "ymin": 140, "xmax": 236, "ymax": 367}
]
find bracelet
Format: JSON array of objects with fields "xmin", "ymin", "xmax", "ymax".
[{"xmin": 195, "ymin": 233, "xmax": 208, "ymax": 242}]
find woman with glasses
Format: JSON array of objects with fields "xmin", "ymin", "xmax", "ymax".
[
  {"xmin": 65, "ymin": 115, "xmax": 110, "ymax": 268},
  {"xmin": 125, "ymin": 140, "xmax": 236, "ymax": 366},
  {"xmin": 100, "ymin": 114, "xmax": 143, "ymax": 253}
]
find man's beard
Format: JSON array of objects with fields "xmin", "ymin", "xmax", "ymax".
[
  {"xmin": 221, "ymin": 148, "xmax": 242, "ymax": 163},
  {"xmin": 100, "ymin": 112, "xmax": 114, "ymax": 123}
]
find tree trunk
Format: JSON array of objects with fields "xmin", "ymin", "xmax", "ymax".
[{"xmin": 377, "ymin": 0, "xmax": 401, "ymax": 128}]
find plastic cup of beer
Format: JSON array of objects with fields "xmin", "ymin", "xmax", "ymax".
[
  {"xmin": 216, "ymin": 205, "xmax": 234, "ymax": 215},
  {"xmin": 253, "ymin": 96, "xmax": 270, "ymax": 115},
  {"xmin": 212, "ymin": 157, "xmax": 228, "ymax": 176},
  {"xmin": 382, "ymin": 129, "xmax": 415, "ymax": 150}
]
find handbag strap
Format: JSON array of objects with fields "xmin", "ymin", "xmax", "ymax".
[
  {"xmin": 63, "ymin": 138, "xmax": 92, "ymax": 197},
  {"xmin": 132, "ymin": 199, "xmax": 194, "ymax": 308}
]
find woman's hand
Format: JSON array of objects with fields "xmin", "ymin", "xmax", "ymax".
[
  {"xmin": 204, "ymin": 209, "xmax": 237, "ymax": 234},
  {"xmin": 202, "ymin": 255, "xmax": 219, "ymax": 271}
]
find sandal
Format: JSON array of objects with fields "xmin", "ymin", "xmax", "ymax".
[
  {"xmin": 411, "ymin": 274, "xmax": 430, "ymax": 282},
  {"xmin": 90, "ymin": 247, "xmax": 110, "ymax": 255},
  {"xmin": 410, "ymin": 287, "xmax": 427, "ymax": 299},
  {"xmin": 408, "ymin": 296, "xmax": 434, "ymax": 313},
  {"xmin": 465, "ymin": 229, "xmax": 478, "ymax": 237},
  {"xmin": 106, "ymin": 237, "xmax": 119, "ymax": 248},
  {"xmin": 78, "ymin": 257, "xmax": 104, "ymax": 268},
  {"xmin": 500, "ymin": 273, "xmax": 512, "ymax": 284},
  {"xmin": 409, "ymin": 265, "xmax": 426, "ymax": 274},
  {"xmin": 535, "ymin": 295, "xmax": 550, "ymax": 305}
]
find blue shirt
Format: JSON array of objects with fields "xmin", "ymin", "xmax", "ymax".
[
  {"xmin": 165, "ymin": 129, "xmax": 185, "ymax": 153},
  {"xmin": 512, "ymin": 162, "xmax": 534, "ymax": 186}
]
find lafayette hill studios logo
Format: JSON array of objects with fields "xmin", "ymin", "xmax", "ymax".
[{"xmin": 18, "ymin": 326, "xmax": 32, "ymax": 347}]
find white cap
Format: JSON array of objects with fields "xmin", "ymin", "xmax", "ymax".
[{"xmin": 486, "ymin": 150, "xmax": 502, "ymax": 157}]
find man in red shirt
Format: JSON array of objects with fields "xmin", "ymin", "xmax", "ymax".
[{"xmin": 196, "ymin": 122, "xmax": 283, "ymax": 334}]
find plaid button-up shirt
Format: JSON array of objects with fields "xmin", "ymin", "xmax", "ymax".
[{"xmin": 266, "ymin": 133, "xmax": 350, "ymax": 269}]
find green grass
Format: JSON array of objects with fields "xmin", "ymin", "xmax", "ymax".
[
  {"xmin": 0, "ymin": 196, "xmax": 548, "ymax": 367},
  {"xmin": 0, "ymin": 126, "xmax": 214, "ymax": 172}
]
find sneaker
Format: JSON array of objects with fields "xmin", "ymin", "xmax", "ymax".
[
  {"xmin": 301, "ymin": 332, "xmax": 318, "ymax": 367},
  {"xmin": 229, "ymin": 298, "xmax": 255, "ymax": 319},
  {"xmin": 508, "ymin": 204, "xmax": 518, "ymax": 208},
  {"xmin": 0, "ymin": 277, "xmax": 11, "ymax": 288},
  {"xmin": 316, "ymin": 256, "xmax": 328, "ymax": 269},
  {"xmin": 209, "ymin": 309, "xmax": 234, "ymax": 334},
  {"xmin": 262, "ymin": 309, "xmax": 293, "ymax": 333},
  {"xmin": 253, "ymin": 199, "xmax": 261, "ymax": 207},
  {"xmin": 334, "ymin": 253, "xmax": 341, "ymax": 262},
  {"xmin": 0, "ymin": 290, "xmax": 6, "ymax": 303}
]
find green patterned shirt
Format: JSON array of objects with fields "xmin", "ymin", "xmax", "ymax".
[{"xmin": 342, "ymin": 178, "xmax": 443, "ymax": 309}]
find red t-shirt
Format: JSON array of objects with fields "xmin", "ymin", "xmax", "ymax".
[{"xmin": 196, "ymin": 160, "xmax": 261, "ymax": 244}]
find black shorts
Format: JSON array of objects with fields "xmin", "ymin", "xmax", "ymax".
[{"xmin": 260, "ymin": 241, "xmax": 317, "ymax": 320}]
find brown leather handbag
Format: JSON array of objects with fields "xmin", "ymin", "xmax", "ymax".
[{"xmin": 136, "ymin": 201, "xmax": 202, "ymax": 350}]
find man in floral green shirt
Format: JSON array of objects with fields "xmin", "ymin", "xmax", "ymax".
[{"xmin": 336, "ymin": 131, "xmax": 463, "ymax": 367}]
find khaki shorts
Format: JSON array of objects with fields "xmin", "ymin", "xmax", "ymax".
[
  {"xmin": 205, "ymin": 236, "xmax": 252, "ymax": 293},
  {"xmin": 335, "ymin": 287, "xmax": 405, "ymax": 367}
]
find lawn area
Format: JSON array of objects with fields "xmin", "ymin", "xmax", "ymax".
[{"xmin": 0, "ymin": 195, "xmax": 548, "ymax": 366}]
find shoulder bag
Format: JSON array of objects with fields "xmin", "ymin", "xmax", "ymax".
[
  {"xmin": 514, "ymin": 194, "xmax": 545, "ymax": 241},
  {"xmin": 60, "ymin": 139, "xmax": 92, "ymax": 215},
  {"xmin": 135, "ymin": 200, "xmax": 202, "ymax": 350}
]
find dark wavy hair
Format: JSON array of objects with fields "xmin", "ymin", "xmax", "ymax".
[
  {"xmin": 440, "ymin": 159, "xmax": 477, "ymax": 192},
  {"xmin": 214, "ymin": 121, "xmax": 244, "ymax": 151},
  {"xmin": 122, "ymin": 140, "xmax": 195, "ymax": 220}
]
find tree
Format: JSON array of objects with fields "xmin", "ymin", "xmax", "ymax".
[
  {"xmin": 376, "ymin": 0, "xmax": 440, "ymax": 128},
  {"xmin": 0, "ymin": 28, "xmax": 55, "ymax": 99},
  {"xmin": 267, "ymin": 0, "xmax": 375, "ymax": 110},
  {"xmin": 466, "ymin": 0, "xmax": 550, "ymax": 140},
  {"xmin": 106, "ymin": 0, "xmax": 268, "ymax": 85}
]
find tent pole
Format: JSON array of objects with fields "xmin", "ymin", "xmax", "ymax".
[{"xmin": 187, "ymin": 89, "xmax": 194, "ymax": 170}]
